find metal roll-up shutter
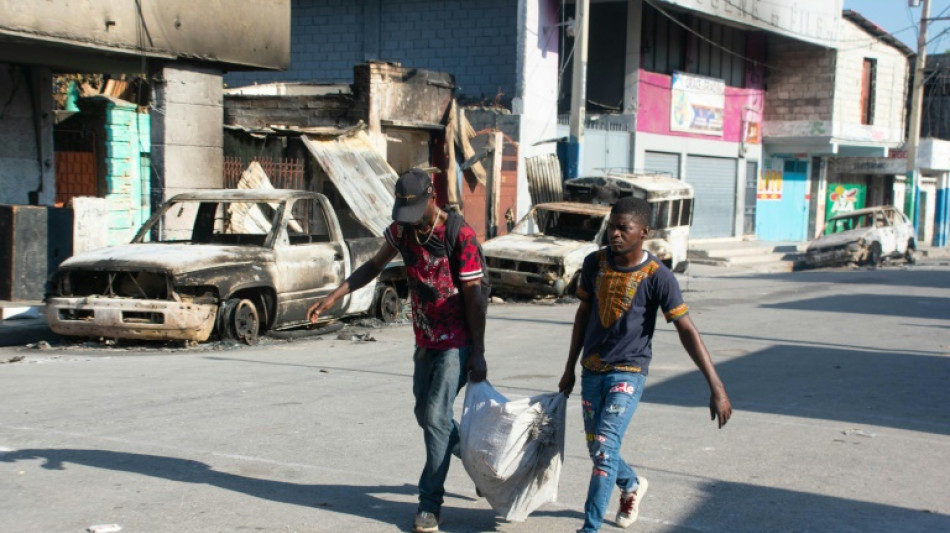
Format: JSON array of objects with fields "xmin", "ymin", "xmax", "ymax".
[
  {"xmin": 644, "ymin": 151, "xmax": 680, "ymax": 178},
  {"xmin": 686, "ymin": 155, "xmax": 737, "ymax": 238}
]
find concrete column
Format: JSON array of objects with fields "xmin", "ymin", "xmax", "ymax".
[
  {"xmin": 623, "ymin": 0, "xmax": 643, "ymax": 171},
  {"xmin": 0, "ymin": 65, "xmax": 54, "ymax": 206},
  {"xmin": 150, "ymin": 63, "xmax": 223, "ymax": 207}
]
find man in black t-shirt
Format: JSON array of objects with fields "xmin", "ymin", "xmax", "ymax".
[{"xmin": 558, "ymin": 197, "xmax": 732, "ymax": 533}]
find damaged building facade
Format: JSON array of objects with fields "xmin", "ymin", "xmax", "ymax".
[
  {"xmin": 225, "ymin": 0, "xmax": 558, "ymax": 237},
  {"xmin": 224, "ymin": 0, "xmax": 921, "ymax": 246},
  {"xmin": 0, "ymin": 0, "xmax": 290, "ymax": 301}
]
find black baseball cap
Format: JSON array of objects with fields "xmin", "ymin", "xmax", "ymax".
[{"xmin": 392, "ymin": 169, "xmax": 433, "ymax": 223}]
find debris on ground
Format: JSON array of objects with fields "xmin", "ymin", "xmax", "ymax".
[
  {"xmin": 842, "ymin": 428, "xmax": 875, "ymax": 438},
  {"xmin": 87, "ymin": 525, "xmax": 122, "ymax": 533},
  {"xmin": 337, "ymin": 330, "xmax": 376, "ymax": 342},
  {"xmin": 2, "ymin": 355, "xmax": 25, "ymax": 364}
]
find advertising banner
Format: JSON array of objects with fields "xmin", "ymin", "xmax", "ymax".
[
  {"xmin": 670, "ymin": 72, "xmax": 724, "ymax": 136},
  {"xmin": 825, "ymin": 183, "xmax": 867, "ymax": 220}
]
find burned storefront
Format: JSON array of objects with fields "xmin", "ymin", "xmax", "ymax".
[{"xmin": 222, "ymin": 62, "xmax": 518, "ymax": 243}]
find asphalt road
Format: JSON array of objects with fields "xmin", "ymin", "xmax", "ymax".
[{"xmin": 1, "ymin": 261, "xmax": 949, "ymax": 533}]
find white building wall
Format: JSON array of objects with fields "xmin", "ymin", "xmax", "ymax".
[
  {"xmin": 832, "ymin": 19, "xmax": 909, "ymax": 146},
  {"xmin": 513, "ymin": 0, "xmax": 560, "ymax": 219}
]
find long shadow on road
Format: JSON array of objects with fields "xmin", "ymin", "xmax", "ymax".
[
  {"xmin": 2, "ymin": 448, "xmax": 945, "ymax": 532},
  {"xmin": 761, "ymin": 293, "xmax": 950, "ymax": 320},
  {"xmin": 669, "ymin": 472, "xmax": 948, "ymax": 533},
  {"xmin": 645, "ymin": 344, "xmax": 950, "ymax": 435},
  {"xmin": 0, "ymin": 448, "xmax": 578, "ymax": 532},
  {"xmin": 724, "ymin": 266, "xmax": 950, "ymax": 290}
]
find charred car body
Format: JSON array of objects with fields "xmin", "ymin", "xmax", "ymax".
[
  {"xmin": 804, "ymin": 206, "xmax": 917, "ymax": 268},
  {"xmin": 482, "ymin": 172, "xmax": 693, "ymax": 297},
  {"xmin": 46, "ymin": 189, "xmax": 405, "ymax": 344}
]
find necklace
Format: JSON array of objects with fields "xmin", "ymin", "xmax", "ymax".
[{"xmin": 414, "ymin": 209, "xmax": 442, "ymax": 246}]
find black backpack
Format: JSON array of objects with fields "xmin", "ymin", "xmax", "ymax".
[{"xmin": 443, "ymin": 211, "xmax": 492, "ymax": 314}]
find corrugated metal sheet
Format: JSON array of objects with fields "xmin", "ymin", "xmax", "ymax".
[
  {"xmin": 301, "ymin": 131, "xmax": 397, "ymax": 237},
  {"xmin": 526, "ymin": 153, "xmax": 564, "ymax": 206},
  {"xmin": 644, "ymin": 151, "xmax": 681, "ymax": 179},
  {"xmin": 687, "ymin": 155, "xmax": 737, "ymax": 238}
]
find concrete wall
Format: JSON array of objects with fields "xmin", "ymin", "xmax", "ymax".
[
  {"xmin": 225, "ymin": 0, "xmax": 519, "ymax": 103},
  {"xmin": 0, "ymin": 64, "xmax": 55, "ymax": 206},
  {"xmin": 831, "ymin": 18, "xmax": 908, "ymax": 145},
  {"xmin": 151, "ymin": 64, "xmax": 223, "ymax": 204},
  {"xmin": 0, "ymin": 0, "xmax": 290, "ymax": 72}
]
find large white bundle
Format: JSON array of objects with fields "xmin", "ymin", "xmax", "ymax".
[{"xmin": 459, "ymin": 381, "xmax": 566, "ymax": 522}]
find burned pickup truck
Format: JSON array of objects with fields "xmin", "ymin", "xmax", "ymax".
[
  {"xmin": 482, "ymin": 172, "xmax": 693, "ymax": 297},
  {"xmin": 46, "ymin": 189, "xmax": 404, "ymax": 344}
]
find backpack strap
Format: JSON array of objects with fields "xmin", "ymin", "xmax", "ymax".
[{"xmin": 444, "ymin": 210, "xmax": 464, "ymax": 261}]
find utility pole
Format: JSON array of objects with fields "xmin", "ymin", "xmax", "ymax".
[
  {"xmin": 567, "ymin": 0, "xmax": 590, "ymax": 180},
  {"xmin": 905, "ymin": 0, "xmax": 930, "ymax": 233}
]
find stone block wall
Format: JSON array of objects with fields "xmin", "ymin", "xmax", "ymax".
[{"xmin": 763, "ymin": 35, "xmax": 836, "ymax": 122}]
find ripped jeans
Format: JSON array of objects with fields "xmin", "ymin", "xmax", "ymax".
[{"xmin": 579, "ymin": 370, "xmax": 646, "ymax": 533}]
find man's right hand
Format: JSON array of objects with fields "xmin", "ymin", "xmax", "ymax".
[{"xmin": 308, "ymin": 297, "xmax": 336, "ymax": 324}]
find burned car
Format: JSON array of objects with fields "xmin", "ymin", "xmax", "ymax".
[
  {"xmin": 46, "ymin": 189, "xmax": 405, "ymax": 344},
  {"xmin": 482, "ymin": 202, "xmax": 610, "ymax": 297},
  {"xmin": 482, "ymin": 173, "xmax": 693, "ymax": 297},
  {"xmin": 804, "ymin": 206, "xmax": 917, "ymax": 268}
]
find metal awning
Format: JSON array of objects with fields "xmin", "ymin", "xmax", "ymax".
[{"xmin": 301, "ymin": 130, "xmax": 398, "ymax": 237}]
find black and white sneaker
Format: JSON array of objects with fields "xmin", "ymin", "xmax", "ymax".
[{"xmin": 412, "ymin": 510, "xmax": 440, "ymax": 533}]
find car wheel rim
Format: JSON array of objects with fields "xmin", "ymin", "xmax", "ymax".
[
  {"xmin": 233, "ymin": 299, "xmax": 260, "ymax": 345},
  {"xmin": 379, "ymin": 287, "xmax": 399, "ymax": 323}
]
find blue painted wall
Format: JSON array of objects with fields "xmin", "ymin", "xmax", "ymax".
[
  {"xmin": 756, "ymin": 159, "xmax": 810, "ymax": 242},
  {"xmin": 225, "ymin": 0, "xmax": 519, "ymax": 103}
]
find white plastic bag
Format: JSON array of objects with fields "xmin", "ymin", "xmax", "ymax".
[{"xmin": 459, "ymin": 381, "xmax": 567, "ymax": 522}]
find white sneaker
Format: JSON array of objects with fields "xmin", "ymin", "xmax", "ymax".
[{"xmin": 615, "ymin": 477, "xmax": 648, "ymax": 528}]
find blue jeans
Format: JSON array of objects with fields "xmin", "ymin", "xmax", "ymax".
[
  {"xmin": 579, "ymin": 370, "xmax": 646, "ymax": 533},
  {"xmin": 412, "ymin": 346, "xmax": 470, "ymax": 514}
]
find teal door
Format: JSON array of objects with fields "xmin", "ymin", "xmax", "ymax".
[{"xmin": 757, "ymin": 160, "xmax": 809, "ymax": 241}]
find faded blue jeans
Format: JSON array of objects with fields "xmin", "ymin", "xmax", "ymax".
[
  {"xmin": 579, "ymin": 370, "xmax": 646, "ymax": 533},
  {"xmin": 412, "ymin": 345, "xmax": 470, "ymax": 514}
]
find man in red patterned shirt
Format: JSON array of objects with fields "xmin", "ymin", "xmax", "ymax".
[{"xmin": 309, "ymin": 169, "xmax": 486, "ymax": 533}]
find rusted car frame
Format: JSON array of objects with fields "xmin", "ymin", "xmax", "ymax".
[
  {"xmin": 46, "ymin": 189, "xmax": 404, "ymax": 344},
  {"xmin": 482, "ymin": 202, "xmax": 610, "ymax": 297},
  {"xmin": 804, "ymin": 206, "xmax": 917, "ymax": 268}
]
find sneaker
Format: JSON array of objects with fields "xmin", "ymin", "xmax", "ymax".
[
  {"xmin": 615, "ymin": 477, "xmax": 649, "ymax": 528},
  {"xmin": 412, "ymin": 510, "xmax": 440, "ymax": 533}
]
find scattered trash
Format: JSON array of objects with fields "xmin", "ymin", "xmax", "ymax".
[
  {"xmin": 87, "ymin": 524, "xmax": 122, "ymax": 533},
  {"xmin": 35, "ymin": 341, "xmax": 50, "ymax": 350},
  {"xmin": 490, "ymin": 296, "xmax": 506, "ymax": 304},
  {"xmin": 319, "ymin": 369, "xmax": 330, "ymax": 373},
  {"xmin": 336, "ymin": 331, "xmax": 376, "ymax": 342},
  {"xmin": 842, "ymin": 428, "xmax": 875, "ymax": 438},
  {"xmin": 2, "ymin": 355, "xmax": 25, "ymax": 364}
]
